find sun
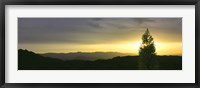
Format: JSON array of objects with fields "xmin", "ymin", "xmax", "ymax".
[
  {"xmin": 123, "ymin": 42, "xmax": 141, "ymax": 54},
  {"xmin": 133, "ymin": 42, "xmax": 141, "ymax": 50}
]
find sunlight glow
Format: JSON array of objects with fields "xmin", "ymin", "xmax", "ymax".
[
  {"xmin": 155, "ymin": 42, "xmax": 182, "ymax": 55},
  {"xmin": 19, "ymin": 41, "xmax": 182, "ymax": 56}
]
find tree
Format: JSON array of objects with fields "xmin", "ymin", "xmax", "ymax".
[{"xmin": 138, "ymin": 28, "xmax": 159, "ymax": 70}]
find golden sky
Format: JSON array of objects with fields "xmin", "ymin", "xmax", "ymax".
[{"xmin": 18, "ymin": 18, "xmax": 182, "ymax": 55}]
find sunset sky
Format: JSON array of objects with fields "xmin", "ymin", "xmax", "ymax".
[{"xmin": 18, "ymin": 18, "xmax": 182, "ymax": 55}]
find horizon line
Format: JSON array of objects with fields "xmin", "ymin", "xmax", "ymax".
[{"xmin": 18, "ymin": 49, "xmax": 182, "ymax": 56}]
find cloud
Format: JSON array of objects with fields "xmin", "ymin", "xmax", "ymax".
[{"xmin": 18, "ymin": 18, "xmax": 182, "ymax": 44}]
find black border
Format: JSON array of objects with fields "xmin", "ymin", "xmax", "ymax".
[{"xmin": 0, "ymin": 0, "xmax": 200, "ymax": 88}]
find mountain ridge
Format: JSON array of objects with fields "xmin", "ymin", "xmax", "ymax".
[{"xmin": 39, "ymin": 51, "xmax": 135, "ymax": 61}]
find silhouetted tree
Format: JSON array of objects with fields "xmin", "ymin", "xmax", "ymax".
[{"xmin": 138, "ymin": 28, "xmax": 159, "ymax": 70}]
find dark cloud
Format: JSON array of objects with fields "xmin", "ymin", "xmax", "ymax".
[{"xmin": 18, "ymin": 18, "xmax": 182, "ymax": 44}]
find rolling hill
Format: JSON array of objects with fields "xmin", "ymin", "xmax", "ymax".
[{"xmin": 18, "ymin": 49, "xmax": 182, "ymax": 70}]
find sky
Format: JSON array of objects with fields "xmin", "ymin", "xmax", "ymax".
[{"xmin": 18, "ymin": 18, "xmax": 182, "ymax": 55}]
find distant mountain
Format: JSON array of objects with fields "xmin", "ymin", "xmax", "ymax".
[{"xmin": 40, "ymin": 52, "xmax": 135, "ymax": 61}]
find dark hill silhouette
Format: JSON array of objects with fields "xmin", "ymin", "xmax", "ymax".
[
  {"xmin": 18, "ymin": 49, "xmax": 182, "ymax": 70},
  {"xmin": 40, "ymin": 52, "xmax": 135, "ymax": 61}
]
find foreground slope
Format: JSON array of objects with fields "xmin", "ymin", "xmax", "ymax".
[{"xmin": 18, "ymin": 49, "xmax": 182, "ymax": 70}]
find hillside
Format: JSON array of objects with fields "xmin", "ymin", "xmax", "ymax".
[{"xmin": 18, "ymin": 49, "xmax": 182, "ymax": 70}]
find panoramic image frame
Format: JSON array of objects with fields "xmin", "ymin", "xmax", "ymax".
[{"xmin": 18, "ymin": 18, "xmax": 182, "ymax": 70}]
